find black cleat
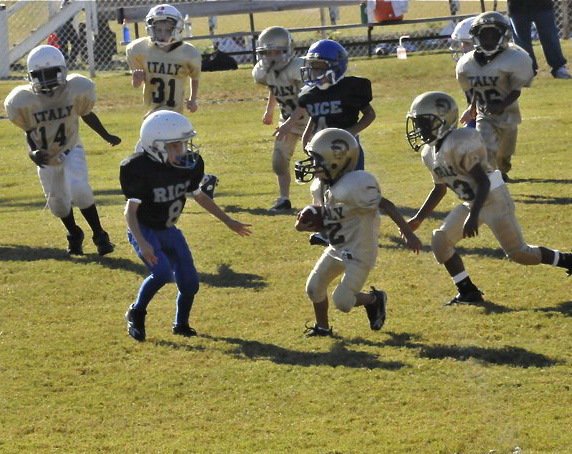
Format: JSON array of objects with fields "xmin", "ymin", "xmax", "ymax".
[
  {"xmin": 172, "ymin": 324, "xmax": 197, "ymax": 337},
  {"xmin": 445, "ymin": 288, "xmax": 484, "ymax": 306},
  {"xmin": 125, "ymin": 304, "xmax": 146, "ymax": 341},
  {"xmin": 93, "ymin": 230, "xmax": 114, "ymax": 256},
  {"xmin": 365, "ymin": 286, "xmax": 387, "ymax": 330},
  {"xmin": 67, "ymin": 227, "xmax": 85, "ymax": 255},
  {"xmin": 303, "ymin": 323, "xmax": 333, "ymax": 337},
  {"xmin": 501, "ymin": 172, "xmax": 512, "ymax": 183},
  {"xmin": 269, "ymin": 198, "xmax": 292, "ymax": 212},
  {"xmin": 200, "ymin": 174, "xmax": 218, "ymax": 199},
  {"xmin": 309, "ymin": 232, "xmax": 329, "ymax": 247}
]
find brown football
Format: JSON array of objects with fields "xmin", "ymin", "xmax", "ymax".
[{"xmin": 295, "ymin": 204, "xmax": 324, "ymax": 232}]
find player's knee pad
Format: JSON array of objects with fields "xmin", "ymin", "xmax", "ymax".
[
  {"xmin": 331, "ymin": 284, "xmax": 356, "ymax": 313},
  {"xmin": 73, "ymin": 186, "xmax": 95, "ymax": 210},
  {"xmin": 305, "ymin": 272, "xmax": 328, "ymax": 304},
  {"xmin": 47, "ymin": 196, "xmax": 71, "ymax": 218},
  {"xmin": 506, "ymin": 245, "xmax": 542, "ymax": 265},
  {"xmin": 432, "ymin": 229, "xmax": 455, "ymax": 264}
]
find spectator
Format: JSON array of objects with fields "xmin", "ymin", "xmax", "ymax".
[
  {"xmin": 55, "ymin": 17, "xmax": 81, "ymax": 67},
  {"xmin": 507, "ymin": 0, "xmax": 571, "ymax": 79}
]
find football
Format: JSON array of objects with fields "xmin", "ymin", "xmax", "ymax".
[{"xmin": 295, "ymin": 204, "xmax": 324, "ymax": 232}]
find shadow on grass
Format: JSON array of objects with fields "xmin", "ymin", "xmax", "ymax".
[
  {"xmin": 0, "ymin": 246, "xmax": 266, "ymax": 289},
  {"xmin": 201, "ymin": 334, "xmax": 406, "ymax": 370},
  {"xmin": 512, "ymin": 193, "xmax": 572, "ymax": 206},
  {"xmin": 534, "ymin": 301, "xmax": 572, "ymax": 317},
  {"xmin": 151, "ymin": 339, "xmax": 207, "ymax": 352},
  {"xmin": 349, "ymin": 332, "xmax": 559, "ymax": 368},
  {"xmin": 223, "ymin": 204, "xmax": 296, "ymax": 217},
  {"xmin": 509, "ymin": 177, "xmax": 572, "ymax": 185},
  {"xmin": 443, "ymin": 297, "xmax": 514, "ymax": 314}
]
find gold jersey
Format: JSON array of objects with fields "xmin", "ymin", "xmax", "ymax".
[
  {"xmin": 422, "ymin": 127, "xmax": 498, "ymax": 202},
  {"xmin": 126, "ymin": 38, "xmax": 201, "ymax": 115},
  {"xmin": 312, "ymin": 171, "xmax": 382, "ymax": 268},
  {"xmin": 4, "ymin": 74, "xmax": 95, "ymax": 165},
  {"xmin": 456, "ymin": 45, "xmax": 534, "ymax": 125},
  {"xmin": 252, "ymin": 56, "xmax": 308, "ymax": 129}
]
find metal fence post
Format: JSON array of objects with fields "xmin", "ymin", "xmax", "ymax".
[{"xmin": 0, "ymin": 4, "xmax": 9, "ymax": 79}]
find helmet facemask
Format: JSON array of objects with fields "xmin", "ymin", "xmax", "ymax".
[
  {"xmin": 29, "ymin": 66, "xmax": 67, "ymax": 95},
  {"xmin": 470, "ymin": 12, "xmax": 511, "ymax": 57},
  {"xmin": 147, "ymin": 18, "xmax": 181, "ymax": 48},
  {"xmin": 406, "ymin": 115, "xmax": 444, "ymax": 152}
]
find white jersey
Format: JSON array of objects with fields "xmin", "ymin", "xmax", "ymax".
[
  {"xmin": 4, "ymin": 74, "xmax": 95, "ymax": 165},
  {"xmin": 252, "ymin": 56, "xmax": 308, "ymax": 130},
  {"xmin": 421, "ymin": 127, "xmax": 500, "ymax": 202},
  {"xmin": 126, "ymin": 37, "xmax": 201, "ymax": 115},
  {"xmin": 312, "ymin": 171, "xmax": 382, "ymax": 268},
  {"xmin": 456, "ymin": 45, "xmax": 534, "ymax": 126}
]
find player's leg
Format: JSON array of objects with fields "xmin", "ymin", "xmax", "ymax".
[
  {"xmin": 304, "ymin": 251, "xmax": 344, "ymax": 336},
  {"xmin": 433, "ymin": 204, "xmax": 484, "ymax": 304},
  {"xmin": 269, "ymin": 132, "xmax": 298, "ymax": 211},
  {"xmin": 485, "ymin": 186, "xmax": 572, "ymax": 275},
  {"xmin": 496, "ymin": 126, "xmax": 518, "ymax": 181},
  {"xmin": 169, "ymin": 228, "xmax": 200, "ymax": 336},
  {"xmin": 66, "ymin": 146, "xmax": 114, "ymax": 255}
]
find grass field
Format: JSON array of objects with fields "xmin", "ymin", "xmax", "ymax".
[{"xmin": 0, "ymin": 42, "xmax": 571, "ymax": 453}]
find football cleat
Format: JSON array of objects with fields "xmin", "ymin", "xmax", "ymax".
[
  {"xmin": 172, "ymin": 324, "xmax": 197, "ymax": 337},
  {"xmin": 269, "ymin": 197, "xmax": 292, "ymax": 212},
  {"xmin": 125, "ymin": 304, "xmax": 146, "ymax": 341},
  {"xmin": 309, "ymin": 232, "xmax": 329, "ymax": 247},
  {"xmin": 365, "ymin": 287, "xmax": 387, "ymax": 331},
  {"xmin": 445, "ymin": 288, "xmax": 484, "ymax": 306},
  {"xmin": 67, "ymin": 226, "xmax": 85, "ymax": 255},
  {"xmin": 200, "ymin": 174, "xmax": 218, "ymax": 199},
  {"xmin": 303, "ymin": 323, "xmax": 333, "ymax": 337},
  {"xmin": 93, "ymin": 231, "xmax": 114, "ymax": 256}
]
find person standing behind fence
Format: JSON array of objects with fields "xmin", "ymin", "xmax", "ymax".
[
  {"xmin": 456, "ymin": 12, "xmax": 534, "ymax": 183},
  {"xmin": 3, "ymin": 45, "xmax": 120, "ymax": 256},
  {"xmin": 507, "ymin": 0, "xmax": 571, "ymax": 79},
  {"xmin": 126, "ymin": 4, "xmax": 218, "ymax": 198},
  {"xmin": 252, "ymin": 26, "xmax": 308, "ymax": 212}
]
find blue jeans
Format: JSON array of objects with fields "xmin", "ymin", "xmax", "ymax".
[{"xmin": 510, "ymin": 8, "xmax": 567, "ymax": 74}]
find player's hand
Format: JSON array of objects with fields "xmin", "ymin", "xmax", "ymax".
[
  {"xmin": 139, "ymin": 240, "xmax": 158, "ymax": 266},
  {"xmin": 262, "ymin": 111, "xmax": 273, "ymax": 125},
  {"xmin": 460, "ymin": 107, "xmax": 476, "ymax": 125},
  {"xmin": 132, "ymin": 69, "xmax": 145, "ymax": 87},
  {"xmin": 485, "ymin": 100, "xmax": 505, "ymax": 115},
  {"xmin": 105, "ymin": 134, "xmax": 122, "ymax": 146},
  {"xmin": 403, "ymin": 231, "xmax": 422, "ymax": 254},
  {"xmin": 225, "ymin": 218, "xmax": 252, "ymax": 237},
  {"xmin": 186, "ymin": 99, "xmax": 198, "ymax": 112},
  {"xmin": 463, "ymin": 214, "xmax": 479, "ymax": 238},
  {"xmin": 28, "ymin": 149, "xmax": 49, "ymax": 168}
]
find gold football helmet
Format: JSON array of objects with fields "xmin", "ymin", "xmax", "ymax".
[
  {"xmin": 406, "ymin": 91, "xmax": 459, "ymax": 152},
  {"xmin": 295, "ymin": 128, "xmax": 358, "ymax": 183},
  {"xmin": 255, "ymin": 26, "xmax": 293, "ymax": 71}
]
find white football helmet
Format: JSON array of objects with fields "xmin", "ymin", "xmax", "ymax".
[
  {"xmin": 145, "ymin": 4, "xmax": 184, "ymax": 47},
  {"xmin": 256, "ymin": 26, "xmax": 293, "ymax": 71},
  {"xmin": 450, "ymin": 16, "xmax": 476, "ymax": 61},
  {"xmin": 27, "ymin": 45, "xmax": 67, "ymax": 95},
  {"xmin": 406, "ymin": 91, "xmax": 459, "ymax": 152},
  {"xmin": 470, "ymin": 11, "xmax": 512, "ymax": 57},
  {"xmin": 295, "ymin": 128, "xmax": 358, "ymax": 184},
  {"xmin": 140, "ymin": 110, "xmax": 198, "ymax": 168}
]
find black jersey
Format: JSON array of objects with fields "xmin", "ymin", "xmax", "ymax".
[
  {"xmin": 120, "ymin": 152, "xmax": 204, "ymax": 229},
  {"xmin": 298, "ymin": 76, "xmax": 372, "ymax": 133}
]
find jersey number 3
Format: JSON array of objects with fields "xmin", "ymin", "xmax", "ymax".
[{"xmin": 151, "ymin": 77, "xmax": 176, "ymax": 107}]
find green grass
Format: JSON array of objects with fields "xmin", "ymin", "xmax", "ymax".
[{"xmin": 1, "ymin": 42, "xmax": 571, "ymax": 453}]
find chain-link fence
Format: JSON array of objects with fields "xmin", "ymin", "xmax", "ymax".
[{"xmin": 2, "ymin": 0, "xmax": 571, "ymax": 77}]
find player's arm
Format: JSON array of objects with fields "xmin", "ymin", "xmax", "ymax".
[
  {"xmin": 408, "ymin": 183, "xmax": 448, "ymax": 231},
  {"xmin": 124, "ymin": 199, "xmax": 158, "ymax": 266},
  {"xmin": 301, "ymin": 117, "xmax": 316, "ymax": 149},
  {"xmin": 379, "ymin": 197, "xmax": 422, "ymax": 253},
  {"xmin": 263, "ymin": 89, "xmax": 277, "ymax": 125},
  {"xmin": 347, "ymin": 104, "xmax": 376, "ymax": 136},
  {"xmin": 131, "ymin": 69, "xmax": 145, "ymax": 88},
  {"xmin": 485, "ymin": 89, "xmax": 521, "ymax": 115},
  {"xmin": 193, "ymin": 191, "xmax": 252, "ymax": 237},
  {"xmin": 81, "ymin": 112, "xmax": 121, "ymax": 146},
  {"xmin": 275, "ymin": 105, "xmax": 306, "ymax": 140},
  {"xmin": 460, "ymin": 90, "xmax": 477, "ymax": 125},
  {"xmin": 25, "ymin": 130, "xmax": 49, "ymax": 167},
  {"xmin": 463, "ymin": 164, "xmax": 490, "ymax": 238},
  {"xmin": 186, "ymin": 78, "xmax": 199, "ymax": 113}
]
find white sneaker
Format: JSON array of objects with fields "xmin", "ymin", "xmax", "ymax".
[{"xmin": 553, "ymin": 65, "xmax": 571, "ymax": 79}]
